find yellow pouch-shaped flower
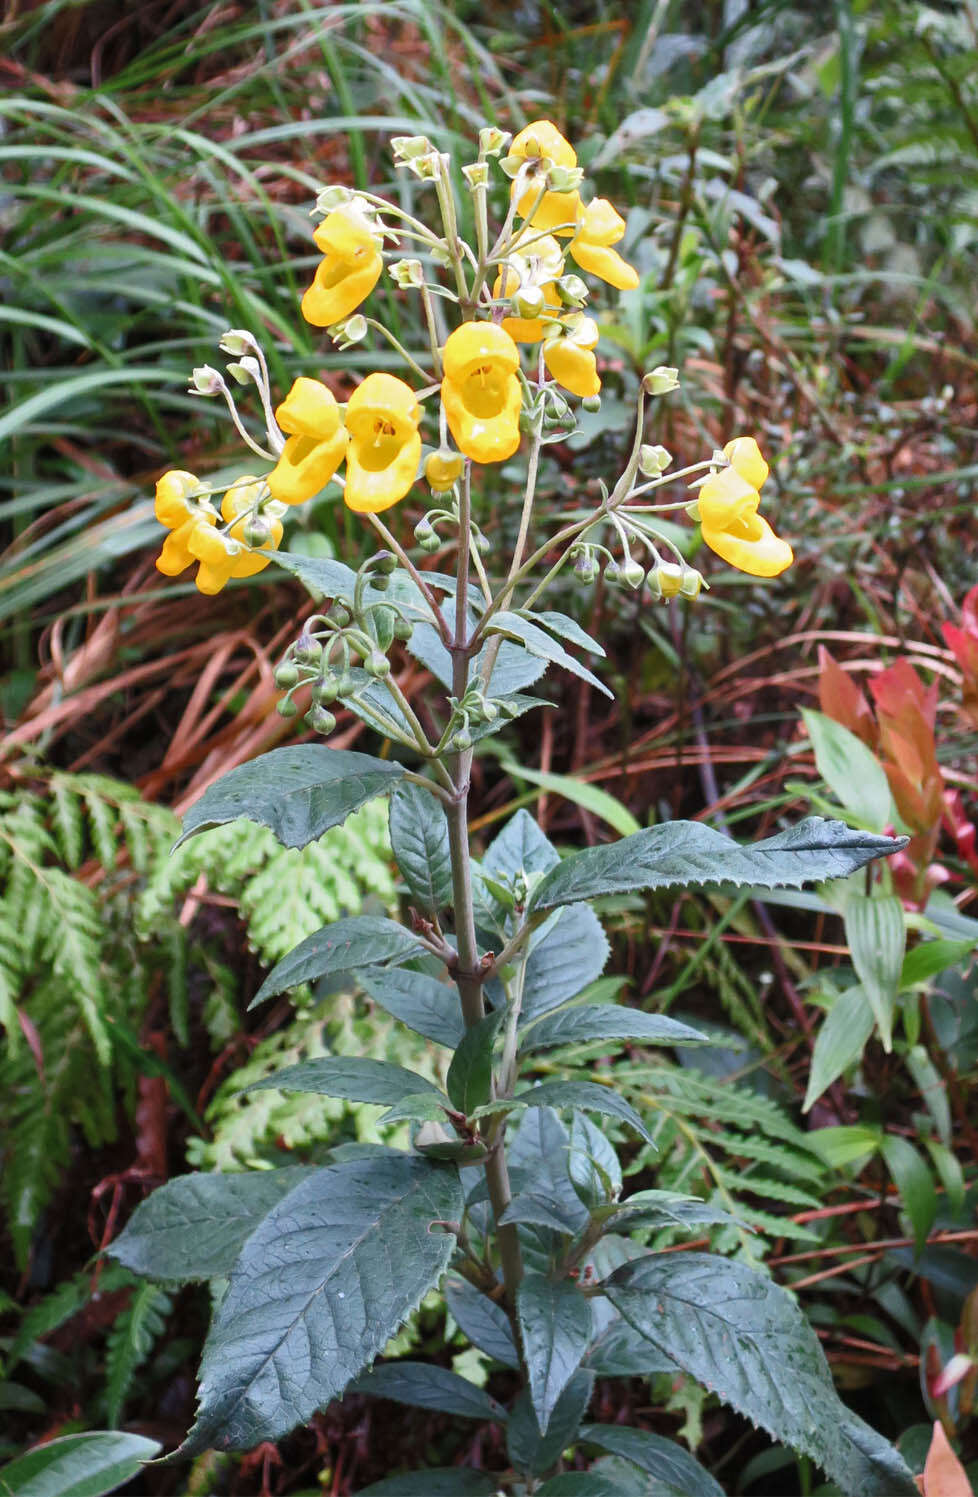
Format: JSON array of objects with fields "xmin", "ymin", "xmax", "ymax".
[
  {"xmin": 275, "ymin": 377, "xmax": 342, "ymax": 439},
  {"xmin": 344, "ymin": 373, "xmax": 422, "ymax": 513},
  {"xmin": 441, "ymin": 323, "xmax": 522, "ymax": 465},
  {"xmin": 569, "ymin": 199, "xmax": 639, "ymax": 290},
  {"xmin": 698, "ymin": 466, "xmax": 792, "ymax": 577},
  {"xmin": 154, "ymin": 470, "xmax": 216, "ymax": 577},
  {"xmin": 509, "ymin": 120, "xmax": 581, "ymax": 236},
  {"xmin": 301, "ymin": 209, "xmax": 383, "ymax": 328},
  {"xmin": 723, "ymin": 435, "xmax": 770, "ymax": 491},
  {"xmin": 424, "ymin": 450, "xmax": 465, "ymax": 491},
  {"xmin": 267, "ymin": 378, "xmax": 349, "ymax": 505},
  {"xmin": 543, "ymin": 316, "xmax": 601, "ymax": 398}
]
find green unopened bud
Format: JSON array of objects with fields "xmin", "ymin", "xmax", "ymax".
[
  {"xmin": 365, "ymin": 650, "xmax": 391, "ymax": 678},
  {"xmin": 547, "ymin": 164, "xmax": 584, "ymax": 192},
  {"xmin": 581, "ymin": 394, "xmax": 601, "ymax": 413},
  {"xmin": 510, "ymin": 285, "xmax": 545, "ymax": 319},
  {"xmin": 372, "ymin": 550, "xmax": 398, "ymax": 575},
  {"xmin": 333, "ymin": 314, "xmax": 367, "ymax": 349},
  {"xmin": 479, "ymin": 126, "xmax": 510, "ymax": 157},
  {"xmin": 370, "ymin": 573, "xmax": 390, "ymax": 593},
  {"xmin": 219, "ymin": 329, "xmax": 256, "ymax": 358},
  {"xmin": 391, "ymin": 134, "xmax": 435, "ymax": 161},
  {"xmin": 274, "ymin": 661, "xmax": 300, "ymax": 689},
  {"xmin": 329, "ymin": 604, "xmax": 351, "ymax": 628},
  {"xmin": 225, "ymin": 356, "xmax": 261, "ymax": 386},
  {"xmin": 414, "ymin": 517, "xmax": 435, "ymax": 543},
  {"xmin": 305, "ymin": 704, "xmax": 337, "ymax": 735},
  {"xmin": 241, "ymin": 515, "xmax": 274, "ymax": 548},
  {"xmin": 311, "ymin": 676, "xmax": 339, "ymax": 705},
  {"xmin": 462, "ymin": 161, "xmax": 489, "ymax": 190},
  {"xmin": 639, "ymin": 444, "xmax": 672, "ymax": 477},
  {"xmin": 190, "ymin": 365, "xmax": 223, "ymax": 395},
  {"xmin": 620, "ymin": 558, "xmax": 645, "ymax": 589},
  {"xmin": 393, "ymin": 617, "xmax": 414, "ymax": 641},
  {"xmin": 418, "ymin": 530, "xmax": 441, "ymax": 553},
  {"xmin": 604, "ymin": 559, "xmax": 622, "ymax": 585},
  {"xmin": 389, "ymin": 258, "xmax": 424, "ymax": 288},
  {"xmin": 294, "ymin": 633, "xmax": 322, "ymax": 667},
  {"xmin": 336, "ymin": 672, "xmax": 357, "ymax": 695},
  {"xmin": 573, "ymin": 549, "xmax": 598, "ymax": 583},
  {"xmin": 555, "ymin": 274, "xmax": 589, "ymax": 307},
  {"xmin": 315, "ymin": 185, "xmax": 355, "ymax": 214},
  {"xmin": 276, "ymin": 696, "xmax": 298, "ymax": 718},
  {"xmin": 642, "ymin": 366, "xmax": 680, "ymax": 396},
  {"xmin": 451, "ymin": 727, "xmax": 473, "ymax": 752},
  {"xmin": 475, "ymin": 531, "xmax": 492, "ymax": 554}
]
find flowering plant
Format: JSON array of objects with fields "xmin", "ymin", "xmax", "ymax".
[{"xmin": 112, "ymin": 122, "xmax": 916, "ymax": 1495}]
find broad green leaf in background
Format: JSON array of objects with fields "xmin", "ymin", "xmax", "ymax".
[
  {"xmin": 880, "ymin": 1134, "xmax": 938, "ymax": 1254},
  {"xmin": 388, "ymin": 781, "xmax": 453, "ymax": 915},
  {"xmin": 500, "ymin": 764, "xmax": 640, "ymax": 837},
  {"xmin": 529, "ymin": 818, "xmax": 906, "ymax": 912},
  {"xmin": 243, "ymin": 1057, "xmax": 445, "ymax": 1107},
  {"xmin": 519, "ymin": 1005, "xmax": 705, "ymax": 1051},
  {"xmin": 906, "ymin": 1044, "xmax": 952, "ymax": 1147},
  {"xmin": 178, "ymin": 1154, "xmax": 462, "ymax": 1453},
  {"xmin": 601, "ymin": 1253, "xmax": 918, "ymax": 1496},
  {"xmin": 844, "ymin": 893, "xmax": 906, "ymax": 1051},
  {"xmin": 513, "ymin": 905, "xmax": 611, "ymax": 1023},
  {"xmin": 533, "ymin": 1476, "xmax": 629, "ymax": 1497},
  {"xmin": 485, "ymin": 611, "xmax": 614, "ymax": 699},
  {"xmin": 349, "ymin": 1361, "xmax": 507, "ymax": 1421},
  {"xmin": 483, "ymin": 808, "xmax": 560, "ymax": 878},
  {"xmin": 811, "ymin": 1124, "xmax": 882, "ymax": 1170},
  {"xmin": 517, "ymin": 1274, "xmax": 593, "ymax": 1434},
  {"xmin": 443, "ymin": 1278, "xmax": 519, "ymax": 1369},
  {"xmin": 249, "ymin": 915, "xmax": 423, "ymax": 1008},
  {"xmin": 0, "ymin": 1432, "xmax": 161, "ymax": 1497},
  {"xmin": 801, "ymin": 709, "xmax": 894, "ymax": 831},
  {"xmin": 107, "ymin": 1167, "xmax": 313, "ymax": 1284},
  {"xmin": 603, "ymin": 1191, "xmax": 741, "ymax": 1235},
  {"xmin": 359, "ymin": 967, "xmax": 465, "ymax": 1049},
  {"xmin": 177, "ymin": 746, "xmax": 405, "ymax": 849},
  {"xmin": 568, "ymin": 1113, "xmax": 622, "ymax": 1209},
  {"xmin": 900, "ymin": 938, "xmax": 977, "ymax": 990},
  {"xmin": 531, "ymin": 610, "xmax": 606, "ymax": 657},
  {"xmin": 803, "ymin": 985, "xmax": 876, "ymax": 1112},
  {"xmin": 580, "ymin": 1423, "xmax": 726, "ymax": 1497}
]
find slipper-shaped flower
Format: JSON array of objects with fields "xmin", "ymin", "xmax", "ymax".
[
  {"xmin": 543, "ymin": 315, "xmax": 601, "ymax": 398},
  {"xmin": 343, "ymin": 373, "xmax": 423, "ymax": 513},
  {"xmin": 441, "ymin": 323, "xmax": 522, "ymax": 465},
  {"xmin": 723, "ymin": 435, "xmax": 770, "ymax": 491},
  {"xmin": 301, "ymin": 207, "xmax": 383, "ymax": 328},
  {"xmin": 267, "ymin": 378, "xmax": 349, "ymax": 505},
  {"xmin": 154, "ymin": 470, "xmax": 217, "ymax": 578},
  {"xmin": 697, "ymin": 464, "xmax": 793, "ymax": 577},
  {"xmin": 509, "ymin": 120, "xmax": 581, "ymax": 236},
  {"xmin": 186, "ymin": 477, "xmax": 283, "ymax": 593},
  {"xmin": 569, "ymin": 198, "xmax": 639, "ymax": 290}
]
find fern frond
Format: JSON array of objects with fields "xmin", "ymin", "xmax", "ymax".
[{"xmin": 103, "ymin": 1279, "xmax": 173, "ymax": 1427}]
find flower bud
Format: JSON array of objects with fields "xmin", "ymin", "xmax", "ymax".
[
  {"xmin": 573, "ymin": 548, "xmax": 598, "ymax": 583},
  {"xmin": 479, "ymin": 126, "xmax": 511, "ymax": 157},
  {"xmin": 462, "ymin": 161, "xmax": 489, "ymax": 189},
  {"xmin": 274, "ymin": 661, "xmax": 300, "ymax": 688},
  {"xmin": 652, "ymin": 561, "xmax": 685, "ymax": 599},
  {"xmin": 393, "ymin": 617, "xmax": 414, "ymax": 642},
  {"xmin": 190, "ymin": 365, "xmax": 223, "ymax": 395},
  {"xmin": 391, "ymin": 134, "xmax": 435, "ymax": 160},
  {"xmin": 276, "ymin": 697, "xmax": 298, "ymax": 718},
  {"xmin": 475, "ymin": 530, "xmax": 492, "ymax": 554},
  {"xmin": 604, "ymin": 559, "xmax": 622, "ymax": 585},
  {"xmin": 642, "ymin": 366, "xmax": 680, "ymax": 396},
  {"xmin": 424, "ymin": 451, "xmax": 464, "ymax": 493},
  {"xmin": 305, "ymin": 704, "xmax": 337, "ymax": 735},
  {"xmin": 620, "ymin": 558, "xmax": 645, "ymax": 589},
  {"xmin": 547, "ymin": 164, "xmax": 583, "ymax": 192},
  {"xmin": 679, "ymin": 567, "xmax": 704, "ymax": 598},
  {"xmin": 315, "ymin": 185, "xmax": 355, "ymax": 214},
  {"xmin": 581, "ymin": 394, "xmax": 601, "ymax": 413},
  {"xmin": 417, "ymin": 529, "xmax": 441, "ymax": 553},
  {"xmin": 226, "ymin": 357, "xmax": 261, "ymax": 386},
  {"xmin": 372, "ymin": 550, "xmax": 398, "ymax": 575},
  {"xmin": 389, "ymin": 258, "xmax": 424, "ymax": 288},
  {"xmin": 219, "ymin": 329, "xmax": 255, "ymax": 357},
  {"xmin": 510, "ymin": 284, "xmax": 546, "ymax": 319},
  {"xmin": 241, "ymin": 515, "xmax": 274, "ymax": 548},
  {"xmin": 336, "ymin": 671, "xmax": 357, "ymax": 695},
  {"xmin": 365, "ymin": 650, "xmax": 391, "ymax": 678},
  {"xmin": 311, "ymin": 676, "xmax": 339, "ymax": 705},
  {"xmin": 414, "ymin": 516, "xmax": 436, "ymax": 543},
  {"xmin": 370, "ymin": 572, "xmax": 390, "ymax": 593},
  {"xmin": 333, "ymin": 314, "xmax": 367, "ymax": 349},
  {"xmin": 329, "ymin": 604, "xmax": 351, "ymax": 628},
  {"xmin": 638, "ymin": 443, "xmax": 673, "ymax": 476},
  {"xmin": 451, "ymin": 727, "xmax": 473, "ymax": 752},
  {"xmin": 555, "ymin": 274, "xmax": 589, "ymax": 307},
  {"xmin": 294, "ymin": 633, "xmax": 322, "ymax": 666}
]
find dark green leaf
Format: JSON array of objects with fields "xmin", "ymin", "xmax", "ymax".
[
  {"xmin": 517, "ymin": 1274, "xmax": 592, "ymax": 1433},
  {"xmin": 505, "ymin": 1108, "xmax": 590, "ymax": 1236},
  {"xmin": 407, "ymin": 602, "xmax": 546, "ymax": 696},
  {"xmin": 506, "ymin": 1370, "xmax": 594, "ymax": 1477},
  {"xmin": 493, "ymin": 1082, "xmax": 652, "ymax": 1145},
  {"xmin": 605, "ymin": 1191, "xmax": 741, "ymax": 1234},
  {"xmin": 250, "ymin": 916, "xmax": 423, "ymax": 1009},
  {"xmin": 486, "ymin": 611, "xmax": 613, "ymax": 698},
  {"xmin": 532, "ymin": 610, "xmax": 606, "ymax": 657},
  {"xmin": 518, "ymin": 905, "xmax": 611, "ymax": 1022},
  {"xmin": 521, "ymin": 1005, "xmax": 705, "ymax": 1052},
  {"xmin": 354, "ymin": 1473, "xmax": 497, "ymax": 1496},
  {"xmin": 447, "ymin": 1009, "xmax": 504, "ymax": 1114},
  {"xmin": 580, "ymin": 1424, "xmax": 725, "ymax": 1497},
  {"xmin": 803, "ymin": 985, "xmax": 875, "ymax": 1113},
  {"xmin": 569, "ymin": 1113, "xmax": 622, "ymax": 1209},
  {"xmin": 585, "ymin": 1316, "xmax": 678, "ymax": 1376},
  {"xmin": 443, "ymin": 1278, "xmax": 519, "ymax": 1369},
  {"xmin": 500, "ymin": 1192, "xmax": 588, "ymax": 1235},
  {"xmin": 178, "ymin": 1154, "xmax": 462, "ymax": 1453},
  {"xmin": 529, "ymin": 818, "xmax": 907, "ymax": 913},
  {"xmin": 389, "ymin": 783, "xmax": 453, "ymax": 915},
  {"xmin": 880, "ymin": 1135, "xmax": 937, "ymax": 1254},
  {"xmin": 379, "ymin": 1094, "xmax": 453, "ymax": 1126},
  {"xmin": 601, "ymin": 1252, "xmax": 918, "ymax": 1496},
  {"xmin": 0, "ymin": 1432, "xmax": 161, "ymax": 1497},
  {"xmin": 243, "ymin": 1057, "xmax": 445, "ymax": 1106},
  {"xmin": 483, "ymin": 808, "xmax": 561, "ymax": 879},
  {"xmin": 360, "ymin": 968, "xmax": 464, "ymax": 1049},
  {"xmin": 267, "ymin": 550, "xmax": 357, "ymax": 600},
  {"xmin": 534, "ymin": 1477, "xmax": 627, "ymax": 1497},
  {"xmin": 107, "ymin": 1167, "xmax": 313, "ymax": 1284},
  {"xmin": 844, "ymin": 894, "xmax": 906, "ymax": 1051},
  {"xmin": 349, "ymin": 1361, "xmax": 507, "ymax": 1421},
  {"xmin": 176, "ymin": 746, "xmax": 405, "ymax": 850}
]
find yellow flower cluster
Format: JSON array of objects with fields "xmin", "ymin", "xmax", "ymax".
[{"xmin": 154, "ymin": 471, "xmax": 284, "ymax": 595}]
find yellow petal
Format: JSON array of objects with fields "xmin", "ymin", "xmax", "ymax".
[
  {"xmin": 697, "ymin": 466, "xmax": 760, "ymax": 529},
  {"xmin": 301, "ymin": 253, "xmax": 382, "ymax": 327},
  {"xmin": 442, "ymin": 373, "xmax": 522, "ymax": 465},
  {"xmin": 569, "ymin": 239, "xmax": 639, "ymax": 290},
  {"xmin": 275, "ymin": 378, "xmax": 342, "ymax": 440},
  {"xmin": 515, "ymin": 187, "xmax": 582, "ymax": 235},
  {"xmin": 543, "ymin": 339, "xmax": 600, "ymax": 398},
  {"xmin": 346, "ymin": 372, "xmax": 422, "ymax": 437},
  {"xmin": 154, "ymin": 470, "xmax": 200, "ymax": 529},
  {"xmin": 701, "ymin": 510, "xmax": 793, "ymax": 577},
  {"xmin": 267, "ymin": 431, "xmax": 348, "ymax": 505},
  {"xmin": 442, "ymin": 323, "xmax": 520, "ymax": 382},
  {"xmin": 574, "ymin": 198, "xmax": 627, "ymax": 246},
  {"xmin": 344, "ymin": 430, "xmax": 422, "ymax": 513},
  {"xmin": 155, "ymin": 515, "xmax": 207, "ymax": 577},
  {"xmin": 723, "ymin": 436, "xmax": 770, "ymax": 490},
  {"xmin": 510, "ymin": 120, "xmax": 577, "ymax": 169},
  {"xmin": 424, "ymin": 450, "xmax": 465, "ymax": 490}
]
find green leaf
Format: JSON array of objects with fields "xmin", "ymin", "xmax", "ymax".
[
  {"xmin": 604, "ymin": 1191, "xmax": 741, "ymax": 1235},
  {"xmin": 0, "ymin": 1432, "xmax": 161, "ymax": 1497},
  {"xmin": 176, "ymin": 746, "xmax": 405, "ymax": 850},
  {"xmin": 905, "ymin": 1044, "xmax": 951, "ymax": 1147},
  {"xmin": 532, "ymin": 610, "xmax": 606, "ymax": 657},
  {"xmin": 354, "ymin": 1473, "xmax": 497, "ymax": 1496},
  {"xmin": 529, "ymin": 818, "xmax": 906, "ymax": 912},
  {"xmin": 803, "ymin": 985, "xmax": 876, "ymax": 1112},
  {"xmin": 517, "ymin": 1274, "xmax": 593, "ymax": 1433},
  {"xmin": 486, "ymin": 611, "xmax": 613, "ymax": 698},
  {"xmin": 250, "ymin": 916, "xmax": 423, "ymax": 1009},
  {"xmin": 801, "ymin": 710, "xmax": 894, "ymax": 831},
  {"xmin": 844, "ymin": 894, "xmax": 906, "ymax": 1051},
  {"xmin": 407, "ymin": 603, "xmax": 545, "ymax": 695},
  {"xmin": 446, "ymin": 1009, "xmax": 505, "ymax": 1113},
  {"xmin": 443, "ymin": 1278, "xmax": 519, "ymax": 1369},
  {"xmin": 811, "ymin": 1124, "xmax": 882, "ymax": 1169},
  {"xmin": 359, "ymin": 968, "xmax": 465, "ymax": 1049},
  {"xmin": 388, "ymin": 782, "xmax": 453, "ymax": 915},
  {"xmin": 581, "ymin": 1424, "xmax": 725, "ymax": 1497},
  {"xmin": 266, "ymin": 550, "xmax": 358, "ymax": 601},
  {"xmin": 490, "ymin": 1081, "xmax": 652, "ymax": 1144},
  {"xmin": 569, "ymin": 1113, "xmax": 622, "ymax": 1209},
  {"xmin": 178, "ymin": 1154, "xmax": 462, "ymax": 1453},
  {"xmin": 504, "ymin": 1107, "xmax": 590, "ymax": 1236},
  {"xmin": 520, "ymin": 1005, "xmax": 705, "ymax": 1052},
  {"xmin": 900, "ymin": 938, "xmax": 977, "ymax": 989},
  {"xmin": 500, "ymin": 1192, "xmax": 587, "ymax": 1235},
  {"xmin": 601, "ymin": 1252, "xmax": 917, "ymax": 1496},
  {"xmin": 349, "ymin": 1361, "xmax": 507, "ymax": 1421},
  {"xmin": 880, "ymin": 1135, "xmax": 937, "ymax": 1254},
  {"xmin": 507, "ymin": 1370, "xmax": 594, "ymax": 1477},
  {"xmin": 516, "ymin": 905, "xmax": 611, "ymax": 1022},
  {"xmin": 483, "ymin": 808, "xmax": 561, "ymax": 879},
  {"xmin": 534, "ymin": 1477, "xmax": 627, "ymax": 1497},
  {"xmin": 500, "ymin": 764, "xmax": 640, "ymax": 837},
  {"xmin": 107, "ymin": 1167, "xmax": 313, "ymax": 1284},
  {"xmin": 244, "ymin": 1057, "xmax": 446, "ymax": 1107}
]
